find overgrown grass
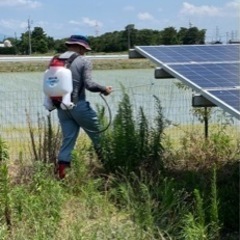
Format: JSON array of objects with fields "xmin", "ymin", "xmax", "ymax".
[
  {"xmin": 0, "ymin": 58, "xmax": 155, "ymax": 73},
  {"xmin": 0, "ymin": 91, "xmax": 239, "ymax": 239}
]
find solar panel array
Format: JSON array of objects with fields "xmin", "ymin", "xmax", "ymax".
[{"xmin": 134, "ymin": 44, "xmax": 240, "ymax": 119}]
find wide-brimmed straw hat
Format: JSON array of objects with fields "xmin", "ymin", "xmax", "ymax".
[{"xmin": 65, "ymin": 35, "xmax": 91, "ymax": 51}]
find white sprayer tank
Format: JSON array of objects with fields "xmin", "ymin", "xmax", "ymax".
[{"xmin": 43, "ymin": 66, "xmax": 74, "ymax": 110}]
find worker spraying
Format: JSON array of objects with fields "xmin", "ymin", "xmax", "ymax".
[{"xmin": 43, "ymin": 35, "xmax": 112, "ymax": 179}]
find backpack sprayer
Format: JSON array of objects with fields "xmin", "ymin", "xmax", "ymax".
[
  {"xmin": 43, "ymin": 53, "xmax": 78, "ymax": 111},
  {"xmin": 43, "ymin": 54, "xmax": 112, "ymax": 133}
]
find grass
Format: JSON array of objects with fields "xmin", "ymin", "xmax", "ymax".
[
  {"xmin": 0, "ymin": 91, "xmax": 239, "ymax": 239},
  {"xmin": 163, "ymin": 123, "xmax": 240, "ymax": 150},
  {"xmin": 0, "ymin": 58, "xmax": 155, "ymax": 72}
]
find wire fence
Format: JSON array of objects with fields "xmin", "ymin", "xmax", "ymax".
[{"xmin": 0, "ymin": 69, "xmax": 239, "ymax": 159}]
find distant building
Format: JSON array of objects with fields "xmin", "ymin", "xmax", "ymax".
[
  {"xmin": 0, "ymin": 39, "xmax": 12, "ymax": 47},
  {"xmin": 228, "ymin": 40, "xmax": 240, "ymax": 44}
]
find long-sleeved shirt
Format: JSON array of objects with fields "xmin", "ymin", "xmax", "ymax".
[{"xmin": 59, "ymin": 51, "xmax": 106, "ymax": 103}]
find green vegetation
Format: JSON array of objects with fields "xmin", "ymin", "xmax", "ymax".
[
  {"xmin": 0, "ymin": 91, "xmax": 239, "ymax": 239},
  {"xmin": 0, "ymin": 58, "xmax": 155, "ymax": 73},
  {"xmin": 3, "ymin": 25, "xmax": 206, "ymax": 55}
]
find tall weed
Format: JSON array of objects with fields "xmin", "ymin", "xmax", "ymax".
[
  {"xmin": 109, "ymin": 171, "xmax": 190, "ymax": 238},
  {"xmin": 26, "ymin": 111, "xmax": 61, "ymax": 165},
  {"xmin": 181, "ymin": 166, "xmax": 221, "ymax": 240},
  {"xmin": 99, "ymin": 91, "xmax": 166, "ymax": 174},
  {"xmin": 0, "ymin": 137, "xmax": 11, "ymax": 230}
]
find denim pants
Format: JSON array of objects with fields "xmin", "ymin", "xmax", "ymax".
[{"xmin": 57, "ymin": 100, "xmax": 101, "ymax": 163}]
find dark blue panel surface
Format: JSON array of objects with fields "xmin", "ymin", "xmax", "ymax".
[
  {"xmin": 169, "ymin": 63, "xmax": 239, "ymax": 89},
  {"xmin": 208, "ymin": 89, "xmax": 240, "ymax": 112},
  {"xmin": 138, "ymin": 44, "xmax": 240, "ymax": 64},
  {"xmin": 135, "ymin": 44, "xmax": 240, "ymax": 119}
]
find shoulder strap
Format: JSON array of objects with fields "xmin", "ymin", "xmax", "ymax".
[{"xmin": 65, "ymin": 53, "xmax": 79, "ymax": 68}]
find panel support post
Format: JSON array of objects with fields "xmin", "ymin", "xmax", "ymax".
[{"xmin": 204, "ymin": 107, "xmax": 208, "ymax": 139}]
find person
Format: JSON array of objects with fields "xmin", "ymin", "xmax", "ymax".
[{"xmin": 54, "ymin": 35, "xmax": 112, "ymax": 179}]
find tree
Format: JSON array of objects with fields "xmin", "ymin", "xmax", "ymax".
[
  {"xmin": 46, "ymin": 36, "xmax": 55, "ymax": 52},
  {"xmin": 177, "ymin": 27, "xmax": 188, "ymax": 44},
  {"xmin": 197, "ymin": 29, "xmax": 206, "ymax": 44},
  {"xmin": 31, "ymin": 27, "xmax": 48, "ymax": 53},
  {"xmin": 54, "ymin": 39, "xmax": 67, "ymax": 53},
  {"xmin": 135, "ymin": 29, "xmax": 158, "ymax": 45},
  {"xmin": 182, "ymin": 27, "xmax": 206, "ymax": 44},
  {"xmin": 18, "ymin": 32, "xmax": 29, "ymax": 54},
  {"xmin": 36, "ymin": 39, "xmax": 48, "ymax": 53},
  {"xmin": 161, "ymin": 27, "xmax": 178, "ymax": 45},
  {"xmin": 13, "ymin": 25, "xmax": 207, "ymax": 54}
]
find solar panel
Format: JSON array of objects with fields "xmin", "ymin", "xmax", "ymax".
[
  {"xmin": 167, "ymin": 63, "xmax": 239, "ymax": 88},
  {"xmin": 134, "ymin": 44, "xmax": 240, "ymax": 119},
  {"xmin": 136, "ymin": 45, "xmax": 239, "ymax": 64},
  {"xmin": 207, "ymin": 89, "xmax": 240, "ymax": 114}
]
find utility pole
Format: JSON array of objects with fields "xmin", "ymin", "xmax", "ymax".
[
  {"xmin": 189, "ymin": 20, "xmax": 193, "ymax": 28},
  {"xmin": 27, "ymin": 17, "xmax": 32, "ymax": 55},
  {"xmin": 226, "ymin": 32, "xmax": 229, "ymax": 43},
  {"xmin": 126, "ymin": 24, "xmax": 134, "ymax": 50},
  {"xmin": 215, "ymin": 26, "xmax": 219, "ymax": 42},
  {"xmin": 95, "ymin": 21, "xmax": 99, "ymax": 37},
  {"xmin": 128, "ymin": 27, "xmax": 130, "ymax": 50}
]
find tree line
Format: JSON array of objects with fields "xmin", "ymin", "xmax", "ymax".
[{"xmin": 2, "ymin": 25, "xmax": 207, "ymax": 55}]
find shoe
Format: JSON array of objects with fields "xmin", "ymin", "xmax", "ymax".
[
  {"xmin": 57, "ymin": 162, "xmax": 70, "ymax": 179},
  {"xmin": 94, "ymin": 147, "xmax": 105, "ymax": 165}
]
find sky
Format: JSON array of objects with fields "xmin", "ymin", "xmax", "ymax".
[{"xmin": 0, "ymin": 0, "xmax": 239, "ymax": 43}]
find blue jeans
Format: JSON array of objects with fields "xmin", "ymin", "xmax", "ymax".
[{"xmin": 57, "ymin": 100, "xmax": 101, "ymax": 163}]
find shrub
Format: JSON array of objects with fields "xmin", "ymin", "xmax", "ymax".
[{"xmin": 99, "ymin": 91, "xmax": 166, "ymax": 174}]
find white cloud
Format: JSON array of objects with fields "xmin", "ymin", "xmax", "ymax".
[
  {"xmin": 0, "ymin": 19, "xmax": 27, "ymax": 30},
  {"xmin": 82, "ymin": 17, "xmax": 103, "ymax": 28},
  {"xmin": 0, "ymin": 0, "xmax": 41, "ymax": 8},
  {"xmin": 180, "ymin": 2, "xmax": 222, "ymax": 16},
  {"xmin": 69, "ymin": 18, "xmax": 103, "ymax": 28},
  {"xmin": 138, "ymin": 12, "xmax": 154, "ymax": 21},
  {"xmin": 226, "ymin": 0, "xmax": 240, "ymax": 9},
  {"xmin": 180, "ymin": 1, "xmax": 240, "ymax": 18},
  {"xmin": 69, "ymin": 20, "xmax": 81, "ymax": 26}
]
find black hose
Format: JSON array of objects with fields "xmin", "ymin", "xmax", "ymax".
[{"xmin": 56, "ymin": 93, "xmax": 112, "ymax": 134}]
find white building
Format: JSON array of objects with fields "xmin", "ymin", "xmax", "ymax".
[{"xmin": 0, "ymin": 39, "xmax": 12, "ymax": 47}]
